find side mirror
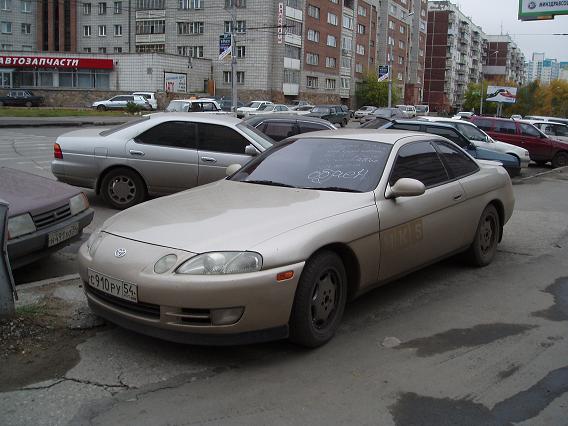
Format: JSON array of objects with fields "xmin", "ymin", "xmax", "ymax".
[
  {"xmin": 386, "ymin": 178, "xmax": 426, "ymax": 199},
  {"xmin": 225, "ymin": 163, "xmax": 242, "ymax": 177},
  {"xmin": 245, "ymin": 144, "xmax": 259, "ymax": 156}
]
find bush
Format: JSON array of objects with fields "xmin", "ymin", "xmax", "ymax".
[{"xmin": 125, "ymin": 101, "xmax": 142, "ymax": 115}]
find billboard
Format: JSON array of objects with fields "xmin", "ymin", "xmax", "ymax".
[
  {"xmin": 519, "ymin": 1, "xmax": 568, "ymax": 20},
  {"xmin": 486, "ymin": 86, "xmax": 518, "ymax": 104},
  {"xmin": 164, "ymin": 72, "xmax": 187, "ymax": 93}
]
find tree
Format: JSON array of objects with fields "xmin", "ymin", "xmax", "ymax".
[
  {"xmin": 355, "ymin": 72, "xmax": 399, "ymax": 108},
  {"xmin": 463, "ymin": 82, "xmax": 496, "ymax": 115}
]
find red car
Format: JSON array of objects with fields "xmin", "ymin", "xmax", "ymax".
[{"xmin": 470, "ymin": 116, "xmax": 568, "ymax": 168}]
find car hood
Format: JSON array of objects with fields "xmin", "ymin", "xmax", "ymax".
[
  {"xmin": 101, "ymin": 179, "xmax": 375, "ymax": 253},
  {"xmin": 474, "ymin": 146, "xmax": 518, "ymax": 166},
  {"xmin": 0, "ymin": 167, "xmax": 82, "ymax": 217}
]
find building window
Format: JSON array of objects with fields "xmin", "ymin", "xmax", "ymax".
[
  {"xmin": 327, "ymin": 13, "xmax": 337, "ymax": 25},
  {"xmin": 1, "ymin": 0, "xmax": 11, "ymax": 10},
  {"xmin": 307, "ymin": 29, "xmax": 319, "ymax": 42},
  {"xmin": 223, "ymin": 71, "xmax": 245, "ymax": 84},
  {"xmin": 98, "ymin": 25, "xmax": 106, "ymax": 36},
  {"xmin": 135, "ymin": 43, "xmax": 165, "ymax": 53},
  {"xmin": 136, "ymin": 20, "xmax": 165, "ymax": 34},
  {"xmin": 178, "ymin": 0, "xmax": 201, "ymax": 9},
  {"xmin": 114, "ymin": 24, "xmax": 122, "ymax": 36},
  {"xmin": 357, "ymin": 24, "xmax": 365, "ymax": 34},
  {"xmin": 327, "ymin": 35, "xmax": 336, "ymax": 47},
  {"xmin": 83, "ymin": 26, "xmax": 92, "ymax": 37},
  {"xmin": 343, "ymin": 15, "xmax": 353, "ymax": 30},
  {"xmin": 284, "ymin": 69, "xmax": 299, "ymax": 84},
  {"xmin": 325, "ymin": 78, "xmax": 336, "ymax": 90},
  {"xmin": 237, "ymin": 45, "xmax": 246, "ymax": 58},
  {"xmin": 399, "ymin": 40, "xmax": 405, "ymax": 49},
  {"xmin": 285, "ymin": 19, "xmax": 302, "ymax": 36},
  {"xmin": 306, "ymin": 76, "xmax": 318, "ymax": 88},
  {"xmin": 136, "ymin": 0, "xmax": 164, "ymax": 10},
  {"xmin": 399, "ymin": 25, "xmax": 405, "ymax": 34},
  {"xmin": 114, "ymin": 46, "xmax": 122, "ymax": 53},
  {"xmin": 388, "ymin": 36, "xmax": 394, "ymax": 45},
  {"xmin": 341, "ymin": 35, "xmax": 352, "ymax": 51},
  {"xmin": 189, "ymin": 46, "xmax": 204, "ymax": 58},
  {"xmin": 307, "ymin": 4, "xmax": 319, "ymax": 19},
  {"xmin": 1, "ymin": 21, "xmax": 12, "ymax": 34},
  {"xmin": 329, "ymin": 0, "xmax": 338, "ymax": 3},
  {"xmin": 389, "ymin": 20, "xmax": 394, "ymax": 30},
  {"xmin": 21, "ymin": 0, "xmax": 31, "ymax": 12},
  {"xmin": 306, "ymin": 52, "xmax": 319, "ymax": 65},
  {"xmin": 1, "ymin": 44, "xmax": 12, "ymax": 51},
  {"xmin": 356, "ymin": 44, "xmax": 364, "ymax": 55},
  {"xmin": 225, "ymin": 0, "xmax": 246, "ymax": 7},
  {"xmin": 398, "ymin": 56, "xmax": 403, "ymax": 65},
  {"xmin": 21, "ymin": 23, "xmax": 31, "ymax": 34},
  {"xmin": 237, "ymin": 71, "xmax": 245, "ymax": 84},
  {"xmin": 357, "ymin": 5, "xmax": 366, "ymax": 16},
  {"xmin": 341, "ymin": 56, "xmax": 351, "ymax": 69},
  {"xmin": 114, "ymin": 1, "xmax": 122, "ymax": 13},
  {"xmin": 341, "ymin": 77, "xmax": 350, "ymax": 89},
  {"xmin": 285, "ymin": 44, "xmax": 301, "ymax": 59},
  {"xmin": 98, "ymin": 47, "xmax": 107, "ymax": 53},
  {"xmin": 83, "ymin": 47, "xmax": 91, "ymax": 53},
  {"xmin": 190, "ymin": 22, "xmax": 204, "ymax": 34},
  {"xmin": 397, "ymin": 72, "xmax": 403, "ymax": 81},
  {"xmin": 224, "ymin": 20, "xmax": 246, "ymax": 33},
  {"xmin": 325, "ymin": 57, "xmax": 336, "ymax": 68},
  {"xmin": 98, "ymin": 2, "xmax": 107, "ymax": 14},
  {"xmin": 355, "ymin": 63, "xmax": 363, "ymax": 73}
]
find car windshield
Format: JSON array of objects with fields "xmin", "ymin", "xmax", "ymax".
[
  {"xmin": 246, "ymin": 102, "xmax": 262, "ymax": 108},
  {"xmin": 236, "ymin": 122, "xmax": 274, "ymax": 149},
  {"xmin": 415, "ymin": 106, "xmax": 428, "ymax": 112},
  {"xmin": 312, "ymin": 107, "xmax": 330, "ymax": 114},
  {"xmin": 452, "ymin": 123, "xmax": 488, "ymax": 142},
  {"xmin": 230, "ymin": 137, "xmax": 392, "ymax": 192},
  {"xmin": 99, "ymin": 117, "xmax": 151, "ymax": 136},
  {"xmin": 166, "ymin": 101, "xmax": 188, "ymax": 112}
]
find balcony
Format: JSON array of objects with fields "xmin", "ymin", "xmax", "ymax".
[
  {"xmin": 340, "ymin": 87, "xmax": 350, "ymax": 98},
  {"xmin": 283, "ymin": 83, "xmax": 300, "ymax": 96},
  {"xmin": 286, "ymin": 6, "xmax": 303, "ymax": 21},
  {"xmin": 285, "ymin": 33, "xmax": 302, "ymax": 46},
  {"xmin": 136, "ymin": 34, "xmax": 166, "ymax": 43},
  {"xmin": 284, "ymin": 57, "xmax": 301, "ymax": 70},
  {"xmin": 136, "ymin": 10, "xmax": 166, "ymax": 19}
]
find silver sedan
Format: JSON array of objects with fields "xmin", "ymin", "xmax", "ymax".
[
  {"xmin": 78, "ymin": 129, "xmax": 514, "ymax": 347},
  {"xmin": 51, "ymin": 113, "xmax": 273, "ymax": 209}
]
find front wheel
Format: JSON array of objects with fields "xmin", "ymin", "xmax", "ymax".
[
  {"xmin": 100, "ymin": 168, "xmax": 146, "ymax": 209},
  {"xmin": 466, "ymin": 204, "xmax": 500, "ymax": 267},
  {"xmin": 551, "ymin": 152, "xmax": 568, "ymax": 168},
  {"xmin": 289, "ymin": 251, "xmax": 347, "ymax": 348},
  {"xmin": 96, "ymin": 105, "xmax": 107, "ymax": 111}
]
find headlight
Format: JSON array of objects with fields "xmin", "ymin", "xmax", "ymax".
[
  {"xmin": 69, "ymin": 193, "xmax": 89, "ymax": 216},
  {"xmin": 154, "ymin": 254, "xmax": 178, "ymax": 274},
  {"xmin": 7, "ymin": 213, "xmax": 36, "ymax": 239},
  {"xmin": 86, "ymin": 230, "xmax": 105, "ymax": 257},
  {"xmin": 176, "ymin": 251, "xmax": 262, "ymax": 275}
]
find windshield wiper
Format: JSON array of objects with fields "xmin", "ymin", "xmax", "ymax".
[
  {"xmin": 244, "ymin": 180, "xmax": 296, "ymax": 188},
  {"xmin": 301, "ymin": 186, "xmax": 363, "ymax": 193}
]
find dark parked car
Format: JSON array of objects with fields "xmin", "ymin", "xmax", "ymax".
[
  {"xmin": 0, "ymin": 90, "xmax": 44, "ymax": 107},
  {"xmin": 381, "ymin": 120, "xmax": 521, "ymax": 176},
  {"xmin": 219, "ymin": 99, "xmax": 244, "ymax": 112},
  {"xmin": 471, "ymin": 116, "xmax": 568, "ymax": 168},
  {"xmin": 1, "ymin": 167, "xmax": 94, "ymax": 269},
  {"xmin": 244, "ymin": 115, "xmax": 336, "ymax": 141},
  {"xmin": 307, "ymin": 105, "xmax": 349, "ymax": 127}
]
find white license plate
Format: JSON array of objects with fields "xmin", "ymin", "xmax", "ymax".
[
  {"xmin": 88, "ymin": 269, "xmax": 138, "ymax": 303},
  {"xmin": 48, "ymin": 223, "xmax": 79, "ymax": 247}
]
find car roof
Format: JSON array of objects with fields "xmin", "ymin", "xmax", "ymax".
[
  {"xmin": 145, "ymin": 112, "xmax": 241, "ymax": 125},
  {"xmin": 285, "ymin": 128, "xmax": 442, "ymax": 145},
  {"xmin": 419, "ymin": 116, "xmax": 476, "ymax": 126},
  {"xmin": 390, "ymin": 119, "xmax": 459, "ymax": 130},
  {"xmin": 243, "ymin": 114, "xmax": 334, "ymax": 125}
]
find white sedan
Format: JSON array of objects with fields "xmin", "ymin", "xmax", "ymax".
[{"xmin": 248, "ymin": 104, "xmax": 297, "ymax": 116}]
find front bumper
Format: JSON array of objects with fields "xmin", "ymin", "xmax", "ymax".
[
  {"xmin": 7, "ymin": 208, "xmax": 94, "ymax": 269},
  {"xmin": 78, "ymin": 234, "xmax": 305, "ymax": 345}
]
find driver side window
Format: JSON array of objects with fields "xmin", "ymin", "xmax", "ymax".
[{"xmin": 389, "ymin": 141, "xmax": 449, "ymax": 188}]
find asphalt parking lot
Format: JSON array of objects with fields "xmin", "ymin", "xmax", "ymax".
[{"xmin": 1, "ymin": 125, "xmax": 567, "ymax": 425}]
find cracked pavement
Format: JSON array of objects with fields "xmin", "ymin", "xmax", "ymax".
[{"xmin": 1, "ymin": 169, "xmax": 567, "ymax": 425}]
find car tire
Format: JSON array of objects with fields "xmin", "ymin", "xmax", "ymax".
[
  {"xmin": 25, "ymin": 101, "xmax": 32, "ymax": 107},
  {"xmin": 97, "ymin": 105, "xmax": 107, "ymax": 111},
  {"xmin": 289, "ymin": 250, "xmax": 347, "ymax": 348},
  {"xmin": 100, "ymin": 168, "xmax": 146, "ymax": 210},
  {"xmin": 551, "ymin": 152, "xmax": 568, "ymax": 168},
  {"xmin": 466, "ymin": 204, "xmax": 500, "ymax": 267}
]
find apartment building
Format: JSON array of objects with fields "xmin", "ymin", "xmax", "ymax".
[
  {"xmin": 405, "ymin": 0, "xmax": 427, "ymax": 104},
  {"xmin": 423, "ymin": 1, "xmax": 486, "ymax": 113},
  {"xmin": 484, "ymin": 35, "xmax": 525, "ymax": 85},
  {"xmin": 0, "ymin": 0, "xmax": 37, "ymax": 52},
  {"xmin": 526, "ymin": 52, "xmax": 560, "ymax": 84}
]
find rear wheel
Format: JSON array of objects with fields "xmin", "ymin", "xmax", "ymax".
[
  {"xmin": 551, "ymin": 152, "xmax": 568, "ymax": 168},
  {"xmin": 100, "ymin": 168, "xmax": 146, "ymax": 209},
  {"xmin": 466, "ymin": 204, "xmax": 500, "ymax": 267},
  {"xmin": 97, "ymin": 105, "xmax": 107, "ymax": 111},
  {"xmin": 289, "ymin": 251, "xmax": 347, "ymax": 348},
  {"xmin": 25, "ymin": 101, "xmax": 32, "ymax": 107}
]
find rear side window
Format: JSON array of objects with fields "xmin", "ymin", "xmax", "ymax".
[
  {"xmin": 298, "ymin": 121, "xmax": 330, "ymax": 134},
  {"xmin": 473, "ymin": 118, "xmax": 493, "ymax": 131},
  {"xmin": 259, "ymin": 121, "xmax": 297, "ymax": 141},
  {"xmin": 135, "ymin": 121, "xmax": 197, "ymax": 148},
  {"xmin": 494, "ymin": 120, "xmax": 517, "ymax": 135},
  {"xmin": 390, "ymin": 123, "xmax": 420, "ymax": 131},
  {"xmin": 433, "ymin": 141, "xmax": 479, "ymax": 178},
  {"xmin": 198, "ymin": 123, "xmax": 249, "ymax": 154},
  {"xmin": 389, "ymin": 141, "xmax": 449, "ymax": 188},
  {"xmin": 519, "ymin": 123, "xmax": 541, "ymax": 137}
]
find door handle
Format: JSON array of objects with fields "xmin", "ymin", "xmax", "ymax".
[
  {"xmin": 129, "ymin": 150, "xmax": 145, "ymax": 156},
  {"xmin": 453, "ymin": 193, "xmax": 463, "ymax": 201},
  {"xmin": 201, "ymin": 156, "xmax": 217, "ymax": 163}
]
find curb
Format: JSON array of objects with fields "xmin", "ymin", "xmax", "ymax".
[
  {"xmin": 16, "ymin": 273, "xmax": 81, "ymax": 292},
  {"xmin": 520, "ymin": 165, "xmax": 568, "ymax": 181}
]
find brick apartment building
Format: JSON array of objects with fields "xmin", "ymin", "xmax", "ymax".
[{"xmin": 484, "ymin": 34, "xmax": 525, "ymax": 85}]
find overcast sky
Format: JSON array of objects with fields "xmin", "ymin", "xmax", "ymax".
[{"xmin": 454, "ymin": 0, "xmax": 568, "ymax": 62}]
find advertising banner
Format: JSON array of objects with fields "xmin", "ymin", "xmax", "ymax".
[
  {"xmin": 378, "ymin": 65, "xmax": 389, "ymax": 82},
  {"xmin": 164, "ymin": 72, "xmax": 187, "ymax": 93},
  {"xmin": 519, "ymin": 1, "xmax": 568, "ymax": 20},
  {"xmin": 219, "ymin": 34, "xmax": 232, "ymax": 60},
  {"xmin": 0, "ymin": 56, "xmax": 114, "ymax": 69},
  {"xmin": 486, "ymin": 86, "xmax": 518, "ymax": 104}
]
